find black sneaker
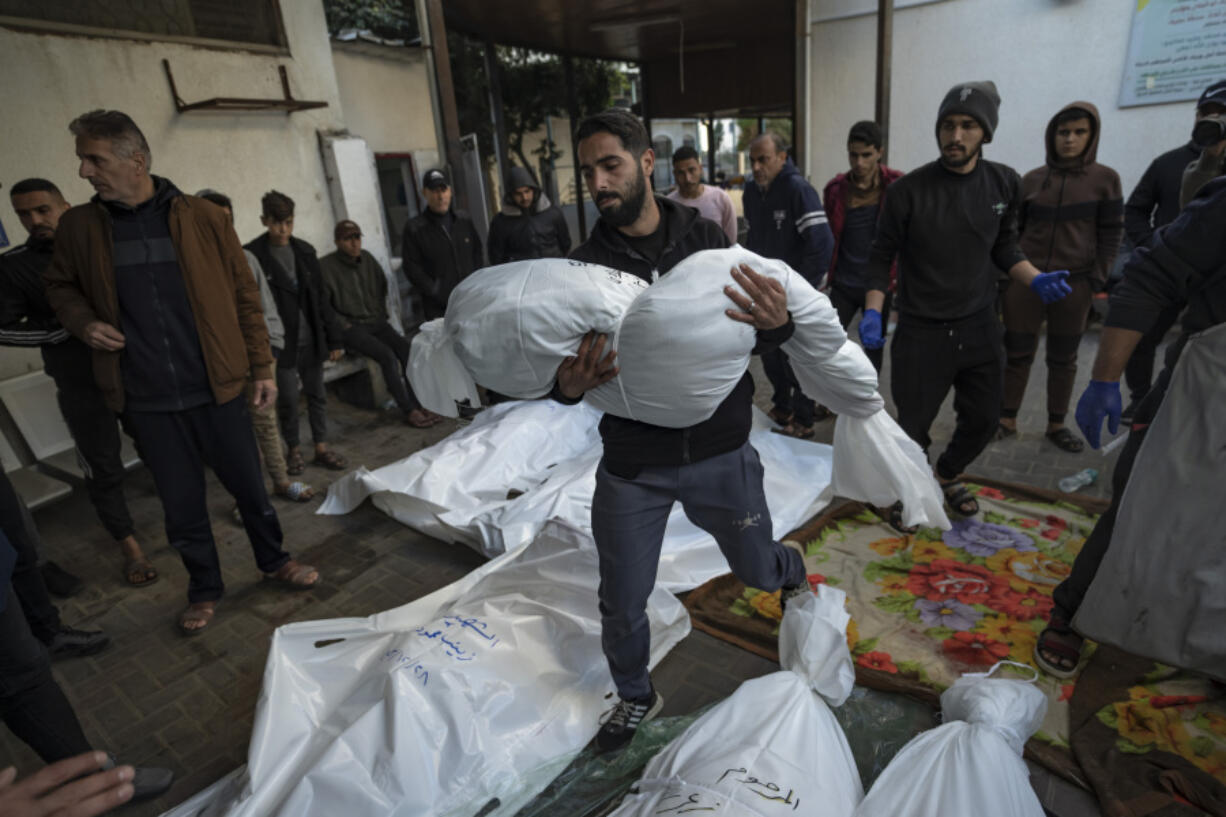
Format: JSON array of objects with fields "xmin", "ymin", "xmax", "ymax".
[
  {"xmin": 45, "ymin": 625, "xmax": 111, "ymax": 660},
  {"xmin": 595, "ymin": 688, "xmax": 663, "ymax": 753},
  {"xmin": 40, "ymin": 561, "xmax": 84, "ymax": 598},
  {"xmin": 103, "ymin": 755, "xmax": 175, "ymax": 802}
]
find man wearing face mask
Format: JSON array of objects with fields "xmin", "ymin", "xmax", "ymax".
[
  {"xmin": 487, "ymin": 166, "xmax": 571, "ymax": 265},
  {"xmin": 861, "ymin": 82, "xmax": 1070, "ymax": 532},
  {"xmin": 999, "ymin": 103, "xmax": 1123, "ymax": 453},
  {"xmin": 401, "ymin": 169, "xmax": 484, "ymax": 322}
]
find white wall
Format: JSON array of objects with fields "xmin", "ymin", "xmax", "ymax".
[
  {"xmin": 808, "ymin": 0, "xmax": 1197, "ymax": 195},
  {"xmin": 0, "ymin": 3, "xmax": 346, "ymax": 379},
  {"xmin": 330, "ymin": 43, "xmax": 438, "ymax": 155}
]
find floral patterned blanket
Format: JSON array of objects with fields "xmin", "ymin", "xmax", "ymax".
[{"xmin": 682, "ymin": 478, "xmax": 1109, "ymax": 786}]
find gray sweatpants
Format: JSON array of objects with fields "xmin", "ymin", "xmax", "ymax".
[{"xmin": 592, "ymin": 442, "xmax": 806, "ymax": 700}]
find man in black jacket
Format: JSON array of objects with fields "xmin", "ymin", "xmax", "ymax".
[
  {"xmin": 1119, "ymin": 81, "xmax": 1225, "ymax": 418},
  {"xmin": 554, "ymin": 109, "xmax": 808, "ymax": 753},
  {"xmin": 245, "ymin": 191, "xmax": 347, "ymax": 475},
  {"xmin": 1, "ymin": 179, "xmax": 158, "ymax": 591},
  {"xmin": 401, "ymin": 169, "xmax": 484, "ymax": 321},
  {"xmin": 487, "ymin": 166, "xmax": 571, "ymax": 264},
  {"xmin": 861, "ymin": 81, "xmax": 1070, "ymax": 530}
]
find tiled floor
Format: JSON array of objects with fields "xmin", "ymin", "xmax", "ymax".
[{"xmin": 5, "ymin": 322, "xmax": 1142, "ymax": 816}]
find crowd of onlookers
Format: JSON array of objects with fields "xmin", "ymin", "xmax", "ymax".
[{"xmin": 1, "ymin": 73, "xmax": 1224, "ymax": 809}]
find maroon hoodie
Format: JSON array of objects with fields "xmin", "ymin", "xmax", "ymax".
[{"xmin": 1018, "ymin": 101, "xmax": 1124, "ymax": 288}]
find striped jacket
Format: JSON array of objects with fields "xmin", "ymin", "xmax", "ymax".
[{"xmin": 743, "ymin": 160, "xmax": 834, "ymax": 287}]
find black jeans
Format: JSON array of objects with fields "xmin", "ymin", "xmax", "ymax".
[
  {"xmin": 761, "ymin": 349, "xmax": 815, "ymax": 426},
  {"xmin": 1052, "ymin": 367, "xmax": 1168, "ymax": 622},
  {"xmin": 276, "ymin": 359, "xmax": 328, "ymax": 448},
  {"xmin": 828, "ymin": 286, "xmax": 892, "ymax": 373},
  {"xmin": 0, "ymin": 573, "xmax": 91, "ymax": 763},
  {"xmin": 890, "ymin": 310, "xmax": 1005, "ymax": 481},
  {"xmin": 126, "ymin": 397, "xmax": 290, "ymax": 603},
  {"xmin": 44, "ymin": 340, "xmax": 135, "ymax": 541},
  {"xmin": 342, "ymin": 321, "xmax": 422, "ymax": 413},
  {"xmin": 0, "ymin": 471, "xmax": 59, "ymax": 642}
]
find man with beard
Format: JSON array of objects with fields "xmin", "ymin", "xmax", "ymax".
[
  {"xmin": 552, "ymin": 109, "xmax": 809, "ymax": 753},
  {"xmin": 1, "ymin": 178, "xmax": 159, "ymax": 594},
  {"xmin": 860, "ymin": 82, "xmax": 1071, "ymax": 532}
]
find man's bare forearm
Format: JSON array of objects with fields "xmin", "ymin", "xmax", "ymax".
[{"xmin": 1091, "ymin": 326, "xmax": 1144, "ymax": 382}]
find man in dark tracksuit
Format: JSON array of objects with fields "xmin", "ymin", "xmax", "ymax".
[
  {"xmin": 401, "ymin": 168, "xmax": 484, "ymax": 321},
  {"xmin": 554, "ymin": 110, "xmax": 807, "ymax": 753},
  {"xmin": 46, "ymin": 110, "xmax": 318, "ymax": 635},
  {"xmin": 743, "ymin": 132, "xmax": 835, "ymax": 437},
  {"xmin": 861, "ymin": 81, "xmax": 1071, "ymax": 529},
  {"xmin": 1036, "ymin": 176, "xmax": 1226, "ymax": 677},
  {"xmin": 1119, "ymin": 81, "xmax": 1226, "ymax": 417},
  {"xmin": 487, "ymin": 166, "xmax": 572, "ymax": 264},
  {"xmin": 1, "ymin": 178, "xmax": 158, "ymax": 591}
]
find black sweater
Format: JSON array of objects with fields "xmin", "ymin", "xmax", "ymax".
[
  {"xmin": 565, "ymin": 196, "xmax": 793, "ymax": 470},
  {"xmin": 1107, "ymin": 176, "xmax": 1226, "ymax": 367},
  {"xmin": 1123, "ymin": 142, "xmax": 1200, "ymax": 248},
  {"xmin": 866, "ymin": 159, "xmax": 1027, "ymax": 321}
]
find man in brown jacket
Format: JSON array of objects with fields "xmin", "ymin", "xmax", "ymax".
[
  {"xmin": 43, "ymin": 110, "xmax": 319, "ymax": 635},
  {"xmin": 998, "ymin": 102, "xmax": 1123, "ymax": 452}
]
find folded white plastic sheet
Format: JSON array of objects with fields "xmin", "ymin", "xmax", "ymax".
[
  {"xmin": 852, "ymin": 663, "xmax": 1047, "ymax": 817},
  {"xmin": 320, "ymin": 400, "xmax": 835, "ymax": 591},
  {"xmin": 160, "ymin": 521, "xmax": 691, "ymax": 817},
  {"xmin": 609, "ymin": 586, "xmax": 863, "ymax": 817}
]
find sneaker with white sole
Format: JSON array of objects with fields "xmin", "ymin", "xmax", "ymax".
[{"xmin": 595, "ymin": 688, "xmax": 663, "ymax": 753}]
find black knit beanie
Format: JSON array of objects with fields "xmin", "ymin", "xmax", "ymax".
[{"xmin": 936, "ymin": 81, "xmax": 1001, "ymax": 143}]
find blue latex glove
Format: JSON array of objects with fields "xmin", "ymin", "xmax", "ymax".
[
  {"xmin": 1030, "ymin": 269, "xmax": 1072, "ymax": 304},
  {"xmin": 858, "ymin": 308, "xmax": 884, "ymax": 349},
  {"xmin": 1075, "ymin": 380, "xmax": 1121, "ymax": 449}
]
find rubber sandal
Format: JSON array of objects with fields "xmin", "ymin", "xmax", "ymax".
[
  {"xmin": 993, "ymin": 423, "xmax": 1017, "ymax": 441},
  {"xmin": 1034, "ymin": 616, "xmax": 1084, "ymax": 679},
  {"xmin": 312, "ymin": 450, "xmax": 347, "ymax": 471},
  {"xmin": 884, "ymin": 501, "xmax": 919, "ymax": 535},
  {"xmin": 770, "ymin": 422, "xmax": 815, "ymax": 440},
  {"xmin": 124, "ymin": 558, "xmax": 159, "ymax": 588},
  {"xmin": 405, "ymin": 409, "xmax": 438, "ymax": 428},
  {"xmin": 767, "ymin": 407, "xmax": 793, "ymax": 426},
  {"xmin": 286, "ymin": 448, "xmax": 305, "ymax": 476},
  {"xmin": 263, "ymin": 561, "xmax": 320, "ymax": 590},
  {"xmin": 1045, "ymin": 427, "xmax": 1085, "ymax": 453},
  {"xmin": 274, "ymin": 481, "xmax": 316, "ymax": 502},
  {"xmin": 940, "ymin": 479, "xmax": 980, "ymax": 516},
  {"xmin": 178, "ymin": 602, "xmax": 216, "ymax": 636}
]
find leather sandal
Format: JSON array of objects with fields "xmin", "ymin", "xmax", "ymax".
[
  {"xmin": 1045, "ymin": 427, "xmax": 1085, "ymax": 453},
  {"xmin": 263, "ymin": 560, "xmax": 320, "ymax": 590},
  {"xmin": 178, "ymin": 602, "xmax": 216, "ymax": 636}
]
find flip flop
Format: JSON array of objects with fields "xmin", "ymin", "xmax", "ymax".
[
  {"xmin": 771, "ymin": 422, "xmax": 815, "ymax": 440},
  {"xmin": 124, "ymin": 558, "xmax": 159, "ymax": 588},
  {"xmin": 1045, "ymin": 427, "xmax": 1085, "ymax": 453},
  {"xmin": 263, "ymin": 561, "xmax": 320, "ymax": 590},
  {"xmin": 312, "ymin": 450, "xmax": 347, "ymax": 471},
  {"xmin": 178, "ymin": 602, "xmax": 216, "ymax": 636}
]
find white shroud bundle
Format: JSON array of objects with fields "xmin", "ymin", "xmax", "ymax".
[
  {"xmin": 409, "ymin": 248, "xmax": 948, "ymax": 529},
  {"xmin": 853, "ymin": 662, "xmax": 1048, "ymax": 817},
  {"xmin": 608, "ymin": 586, "xmax": 864, "ymax": 817}
]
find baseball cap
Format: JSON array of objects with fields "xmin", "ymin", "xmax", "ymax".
[
  {"xmin": 422, "ymin": 169, "xmax": 450, "ymax": 190},
  {"xmin": 1198, "ymin": 80, "xmax": 1226, "ymax": 110},
  {"xmin": 334, "ymin": 219, "xmax": 362, "ymax": 240}
]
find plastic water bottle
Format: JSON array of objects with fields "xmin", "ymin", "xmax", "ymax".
[{"xmin": 1058, "ymin": 468, "xmax": 1098, "ymax": 493}]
